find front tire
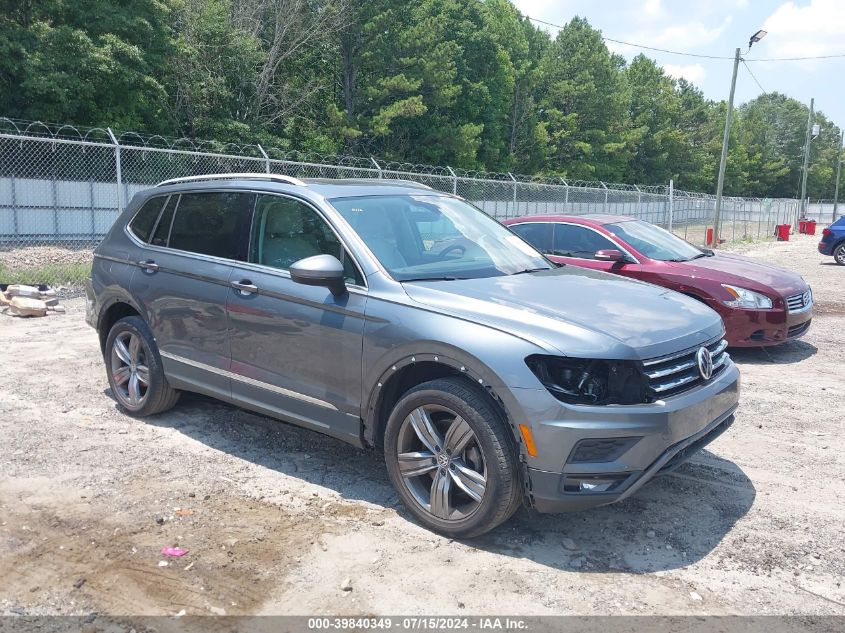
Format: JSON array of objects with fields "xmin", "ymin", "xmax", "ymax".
[
  {"xmin": 834, "ymin": 242, "xmax": 845, "ymax": 265},
  {"xmin": 105, "ymin": 316, "xmax": 179, "ymax": 416},
  {"xmin": 384, "ymin": 377, "xmax": 522, "ymax": 538}
]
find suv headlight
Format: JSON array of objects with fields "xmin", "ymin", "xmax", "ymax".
[
  {"xmin": 526, "ymin": 356, "xmax": 653, "ymax": 406},
  {"xmin": 721, "ymin": 284, "xmax": 772, "ymax": 309}
]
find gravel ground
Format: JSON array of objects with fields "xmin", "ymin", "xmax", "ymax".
[
  {"xmin": 0, "ymin": 233, "xmax": 843, "ymax": 616},
  {"xmin": 0, "ymin": 245, "xmax": 93, "ymax": 270}
]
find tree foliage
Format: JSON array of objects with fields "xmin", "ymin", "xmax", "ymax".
[{"xmin": 2, "ymin": 0, "xmax": 841, "ymax": 198}]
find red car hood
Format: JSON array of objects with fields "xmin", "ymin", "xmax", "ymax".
[{"xmin": 677, "ymin": 252, "xmax": 808, "ymax": 296}]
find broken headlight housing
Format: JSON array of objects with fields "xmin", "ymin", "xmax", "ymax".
[{"xmin": 526, "ymin": 355, "xmax": 653, "ymax": 405}]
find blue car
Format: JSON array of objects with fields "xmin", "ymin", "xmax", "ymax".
[{"xmin": 819, "ymin": 216, "xmax": 845, "ymax": 265}]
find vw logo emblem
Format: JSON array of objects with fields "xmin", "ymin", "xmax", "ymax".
[
  {"xmin": 802, "ymin": 290, "xmax": 811, "ymax": 307},
  {"xmin": 437, "ymin": 453, "xmax": 450, "ymax": 468},
  {"xmin": 696, "ymin": 347, "xmax": 713, "ymax": 380}
]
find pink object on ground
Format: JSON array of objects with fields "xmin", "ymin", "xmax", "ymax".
[{"xmin": 160, "ymin": 547, "xmax": 188, "ymax": 557}]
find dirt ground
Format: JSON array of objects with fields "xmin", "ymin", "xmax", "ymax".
[{"xmin": 1, "ymin": 233, "xmax": 843, "ymax": 617}]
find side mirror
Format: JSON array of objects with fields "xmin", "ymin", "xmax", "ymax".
[
  {"xmin": 594, "ymin": 249, "xmax": 625, "ymax": 263},
  {"xmin": 289, "ymin": 254, "xmax": 347, "ymax": 296}
]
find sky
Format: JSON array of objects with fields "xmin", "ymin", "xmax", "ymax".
[{"xmin": 510, "ymin": 0, "xmax": 845, "ymax": 131}]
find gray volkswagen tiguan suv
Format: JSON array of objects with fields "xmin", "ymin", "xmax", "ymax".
[{"xmin": 86, "ymin": 174, "xmax": 740, "ymax": 537}]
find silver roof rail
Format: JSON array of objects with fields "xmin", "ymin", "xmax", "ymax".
[
  {"xmin": 307, "ymin": 177, "xmax": 434, "ymax": 190},
  {"xmin": 379, "ymin": 178, "xmax": 434, "ymax": 190},
  {"xmin": 155, "ymin": 173, "xmax": 306, "ymax": 188}
]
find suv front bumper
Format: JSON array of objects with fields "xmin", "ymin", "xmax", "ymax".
[{"xmin": 518, "ymin": 362, "xmax": 740, "ymax": 513}]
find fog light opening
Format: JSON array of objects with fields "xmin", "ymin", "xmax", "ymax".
[{"xmin": 563, "ymin": 474, "xmax": 629, "ymax": 494}]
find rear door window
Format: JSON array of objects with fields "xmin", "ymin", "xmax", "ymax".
[
  {"xmin": 129, "ymin": 196, "xmax": 167, "ymax": 243},
  {"xmin": 167, "ymin": 192, "xmax": 254, "ymax": 260},
  {"xmin": 509, "ymin": 222, "xmax": 554, "ymax": 254}
]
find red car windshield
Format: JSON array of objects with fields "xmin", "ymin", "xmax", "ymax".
[{"xmin": 605, "ymin": 220, "xmax": 706, "ymax": 262}]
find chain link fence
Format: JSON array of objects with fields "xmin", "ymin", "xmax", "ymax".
[{"xmin": 1, "ymin": 118, "xmax": 803, "ymax": 287}]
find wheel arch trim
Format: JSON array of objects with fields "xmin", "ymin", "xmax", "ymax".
[{"xmin": 362, "ymin": 349, "xmax": 526, "ymax": 453}]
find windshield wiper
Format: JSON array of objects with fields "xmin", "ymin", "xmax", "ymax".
[
  {"xmin": 512, "ymin": 267, "xmax": 553, "ymax": 275},
  {"xmin": 400, "ymin": 276, "xmax": 466, "ymax": 282},
  {"xmin": 687, "ymin": 252, "xmax": 711, "ymax": 261}
]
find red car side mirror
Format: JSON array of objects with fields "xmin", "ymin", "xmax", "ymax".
[{"xmin": 595, "ymin": 249, "xmax": 624, "ymax": 262}]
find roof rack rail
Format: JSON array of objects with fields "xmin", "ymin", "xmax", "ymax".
[
  {"xmin": 308, "ymin": 177, "xmax": 433, "ymax": 190},
  {"xmin": 378, "ymin": 178, "xmax": 434, "ymax": 190},
  {"xmin": 155, "ymin": 173, "xmax": 306, "ymax": 188}
]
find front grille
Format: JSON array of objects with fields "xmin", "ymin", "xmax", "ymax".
[
  {"xmin": 786, "ymin": 289, "xmax": 813, "ymax": 313},
  {"xmin": 643, "ymin": 338, "xmax": 729, "ymax": 399},
  {"xmin": 787, "ymin": 319, "xmax": 811, "ymax": 338}
]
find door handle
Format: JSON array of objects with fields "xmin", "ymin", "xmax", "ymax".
[
  {"xmin": 231, "ymin": 279, "xmax": 259, "ymax": 295},
  {"xmin": 138, "ymin": 259, "xmax": 159, "ymax": 272}
]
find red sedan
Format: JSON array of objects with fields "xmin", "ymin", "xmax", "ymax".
[{"xmin": 503, "ymin": 214, "xmax": 813, "ymax": 347}]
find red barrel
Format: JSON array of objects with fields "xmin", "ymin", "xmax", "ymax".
[
  {"xmin": 776, "ymin": 224, "xmax": 791, "ymax": 241},
  {"xmin": 706, "ymin": 227, "xmax": 714, "ymax": 245},
  {"xmin": 798, "ymin": 220, "xmax": 807, "ymax": 234},
  {"xmin": 806, "ymin": 220, "xmax": 817, "ymax": 235}
]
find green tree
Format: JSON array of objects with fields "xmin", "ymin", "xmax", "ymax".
[
  {"xmin": 534, "ymin": 17, "xmax": 632, "ymax": 181},
  {"xmin": 0, "ymin": 0, "xmax": 172, "ymax": 130}
]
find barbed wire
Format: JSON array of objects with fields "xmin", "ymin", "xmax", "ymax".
[{"xmin": 0, "ymin": 116, "xmax": 772, "ymax": 201}]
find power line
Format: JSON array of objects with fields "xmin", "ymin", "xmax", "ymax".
[
  {"xmin": 741, "ymin": 60, "xmax": 767, "ymax": 94},
  {"xmin": 526, "ymin": 17, "xmax": 734, "ymax": 58},
  {"xmin": 525, "ymin": 15, "xmax": 845, "ymax": 62},
  {"xmin": 745, "ymin": 53, "xmax": 845, "ymax": 62}
]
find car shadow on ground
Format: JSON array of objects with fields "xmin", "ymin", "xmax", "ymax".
[
  {"xmin": 729, "ymin": 339, "xmax": 817, "ymax": 365},
  {"xmin": 473, "ymin": 452, "xmax": 755, "ymax": 573},
  {"xmin": 110, "ymin": 390, "xmax": 755, "ymax": 575}
]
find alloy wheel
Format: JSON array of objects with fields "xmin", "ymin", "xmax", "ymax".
[
  {"xmin": 110, "ymin": 331, "xmax": 150, "ymax": 408},
  {"xmin": 396, "ymin": 404, "xmax": 487, "ymax": 521}
]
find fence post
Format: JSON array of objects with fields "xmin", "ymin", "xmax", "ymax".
[
  {"xmin": 508, "ymin": 172, "xmax": 517, "ymax": 218},
  {"xmin": 10, "ymin": 175, "xmax": 18, "ymax": 239},
  {"xmin": 601, "ymin": 181, "xmax": 608, "ymax": 209},
  {"xmin": 257, "ymin": 144, "xmax": 270, "ymax": 173},
  {"xmin": 107, "ymin": 128, "xmax": 123, "ymax": 213},
  {"xmin": 634, "ymin": 184, "xmax": 642, "ymax": 218},
  {"xmin": 447, "ymin": 166, "xmax": 458, "ymax": 195},
  {"xmin": 562, "ymin": 178, "xmax": 569, "ymax": 208},
  {"xmin": 668, "ymin": 180, "xmax": 674, "ymax": 232},
  {"xmin": 370, "ymin": 157, "xmax": 383, "ymax": 179}
]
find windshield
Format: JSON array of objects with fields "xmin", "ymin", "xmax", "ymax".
[
  {"xmin": 330, "ymin": 194, "xmax": 552, "ymax": 281},
  {"xmin": 605, "ymin": 219, "xmax": 704, "ymax": 262}
]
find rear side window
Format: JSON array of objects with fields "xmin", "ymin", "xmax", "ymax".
[
  {"xmin": 510, "ymin": 222, "xmax": 553, "ymax": 254},
  {"xmin": 150, "ymin": 195, "xmax": 178, "ymax": 247},
  {"xmin": 129, "ymin": 197, "xmax": 167, "ymax": 243},
  {"xmin": 167, "ymin": 192, "xmax": 254, "ymax": 260}
]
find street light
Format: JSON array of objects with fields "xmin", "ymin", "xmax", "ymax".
[
  {"xmin": 711, "ymin": 29, "xmax": 767, "ymax": 248},
  {"xmin": 749, "ymin": 30, "xmax": 767, "ymax": 48}
]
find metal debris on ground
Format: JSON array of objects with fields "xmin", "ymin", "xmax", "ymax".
[{"xmin": 0, "ymin": 285, "xmax": 64, "ymax": 317}]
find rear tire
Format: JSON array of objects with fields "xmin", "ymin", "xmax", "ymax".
[
  {"xmin": 105, "ymin": 316, "xmax": 179, "ymax": 416},
  {"xmin": 384, "ymin": 377, "xmax": 522, "ymax": 538},
  {"xmin": 834, "ymin": 242, "xmax": 845, "ymax": 265}
]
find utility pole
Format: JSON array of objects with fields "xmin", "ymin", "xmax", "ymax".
[
  {"xmin": 833, "ymin": 129, "xmax": 844, "ymax": 222},
  {"xmin": 799, "ymin": 97, "xmax": 814, "ymax": 217},
  {"xmin": 712, "ymin": 48, "xmax": 741, "ymax": 249}
]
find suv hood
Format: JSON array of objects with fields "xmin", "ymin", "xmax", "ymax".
[
  {"xmin": 679, "ymin": 252, "xmax": 808, "ymax": 296},
  {"xmin": 401, "ymin": 267, "xmax": 724, "ymax": 360}
]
